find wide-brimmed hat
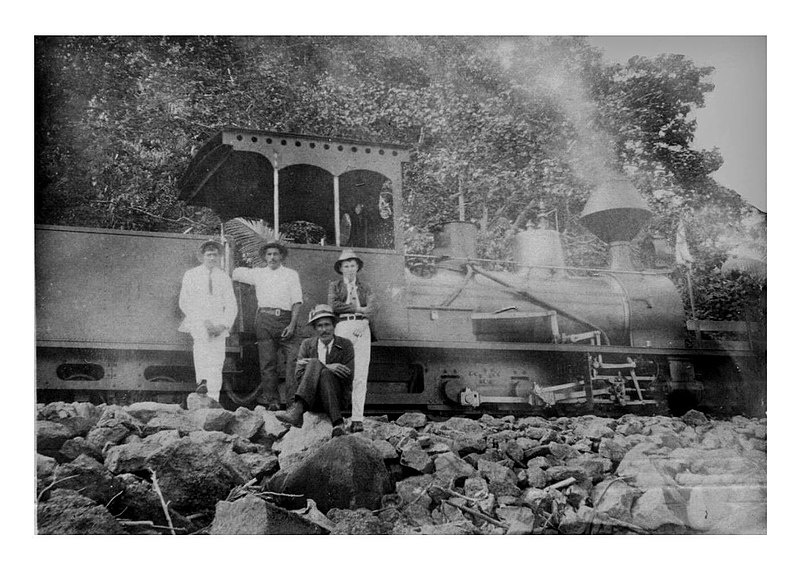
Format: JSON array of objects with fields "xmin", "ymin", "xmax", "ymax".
[
  {"xmin": 307, "ymin": 304, "xmax": 336, "ymax": 326},
  {"xmin": 199, "ymin": 240, "xmax": 224, "ymax": 254},
  {"xmin": 259, "ymin": 240, "xmax": 288, "ymax": 259},
  {"xmin": 334, "ymin": 249, "xmax": 364, "ymax": 274}
]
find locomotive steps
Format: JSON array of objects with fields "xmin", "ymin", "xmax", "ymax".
[{"xmin": 36, "ymin": 398, "xmax": 766, "ymax": 535}]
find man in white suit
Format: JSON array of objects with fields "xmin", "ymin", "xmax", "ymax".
[{"xmin": 179, "ymin": 240, "xmax": 238, "ymax": 403}]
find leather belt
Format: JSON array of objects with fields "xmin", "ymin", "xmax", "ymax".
[
  {"xmin": 258, "ymin": 307, "xmax": 289, "ymax": 316},
  {"xmin": 339, "ymin": 314, "xmax": 367, "ymax": 321}
]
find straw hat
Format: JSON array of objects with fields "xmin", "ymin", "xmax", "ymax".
[{"xmin": 334, "ymin": 249, "xmax": 364, "ymax": 274}]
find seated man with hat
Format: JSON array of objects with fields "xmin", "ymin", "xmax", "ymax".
[
  {"xmin": 276, "ymin": 304, "xmax": 354, "ymax": 438},
  {"xmin": 179, "ymin": 240, "xmax": 238, "ymax": 404},
  {"xmin": 232, "ymin": 240, "xmax": 302, "ymax": 410}
]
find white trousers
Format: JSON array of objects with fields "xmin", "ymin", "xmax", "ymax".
[
  {"xmin": 335, "ymin": 319, "xmax": 371, "ymax": 421},
  {"xmin": 191, "ymin": 330, "xmax": 227, "ymax": 401}
]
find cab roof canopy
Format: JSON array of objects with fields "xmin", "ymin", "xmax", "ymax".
[{"xmin": 178, "ymin": 128, "xmax": 410, "ymax": 249}]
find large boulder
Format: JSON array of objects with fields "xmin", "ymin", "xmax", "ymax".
[
  {"xmin": 145, "ymin": 435, "xmax": 251, "ymax": 511},
  {"xmin": 268, "ymin": 435, "xmax": 393, "ymax": 513},
  {"xmin": 37, "ymin": 489, "xmax": 125, "ymax": 535}
]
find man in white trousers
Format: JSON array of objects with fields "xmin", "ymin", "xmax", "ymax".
[
  {"xmin": 328, "ymin": 249, "xmax": 377, "ymax": 433},
  {"xmin": 179, "ymin": 240, "xmax": 238, "ymax": 403}
]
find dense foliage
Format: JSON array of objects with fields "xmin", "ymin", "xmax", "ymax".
[{"xmin": 34, "ymin": 36, "xmax": 764, "ymax": 321}]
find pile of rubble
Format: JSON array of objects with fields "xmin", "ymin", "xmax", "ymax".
[{"xmin": 36, "ymin": 396, "xmax": 766, "ymax": 535}]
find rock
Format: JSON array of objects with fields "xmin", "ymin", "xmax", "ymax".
[
  {"xmin": 686, "ymin": 484, "xmax": 766, "ymax": 534},
  {"xmin": 37, "ymin": 489, "xmax": 125, "ymax": 535},
  {"xmin": 527, "ymin": 456, "xmax": 554, "ymax": 469},
  {"xmin": 191, "ymin": 408, "xmax": 235, "ymax": 432},
  {"xmin": 591, "ymin": 478, "xmax": 639, "ymax": 522},
  {"xmin": 433, "ymin": 497, "xmax": 468, "ymax": 524},
  {"xmin": 432, "ymin": 416, "xmax": 483, "ymax": 435},
  {"xmin": 365, "ymin": 421, "xmax": 416, "ymax": 446},
  {"xmin": 36, "ymin": 420, "xmax": 76, "ymax": 454},
  {"xmin": 112, "ymin": 473, "xmax": 194, "ymax": 531},
  {"xmin": 144, "ymin": 413, "xmax": 202, "ymax": 436},
  {"xmin": 565, "ymin": 453, "xmax": 612, "ymax": 482},
  {"xmin": 477, "ymin": 459, "xmax": 517, "ymax": 485},
  {"xmin": 239, "ymin": 453, "xmax": 279, "ymax": 480},
  {"xmin": 433, "ymin": 452, "xmax": 477, "ymax": 485},
  {"xmin": 616, "ymin": 445, "xmax": 677, "ymax": 489},
  {"xmin": 37, "ymin": 454, "xmax": 58, "ymax": 479},
  {"xmin": 631, "ymin": 487, "xmax": 686, "ymax": 532},
  {"xmin": 517, "ymin": 416, "xmax": 551, "ymax": 429},
  {"xmin": 558, "ymin": 504, "xmax": 595, "ymax": 535},
  {"xmin": 125, "ymin": 401, "xmax": 182, "ymax": 423},
  {"xmin": 186, "ymin": 392, "xmax": 221, "ymax": 410},
  {"xmin": 96, "ymin": 405, "xmax": 143, "ymax": 430},
  {"xmin": 400, "ymin": 441, "xmax": 435, "ymax": 474},
  {"xmin": 395, "ymin": 412, "xmax": 427, "ymax": 428},
  {"xmin": 525, "ymin": 465, "xmax": 548, "ymax": 489},
  {"xmin": 254, "ymin": 406, "xmax": 286, "ymax": 445},
  {"xmin": 598, "ymin": 438, "xmax": 627, "ymax": 463},
  {"xmin": 371, "ymin": 439, "xmax": 399, "ymax": 460},
  {"xmin": 497, "ymin": 505, "xmax": 535, "ymax": 534},
  {"xmin": 572, "ymin": 416, "xmax": 616, "ymax": 440},
  {"xmin": 85, "ymin": 423, "xmax": 131, "ymax": 455},
  {"xmin": 463, "ymin": 476, "xmax": 490, "ymax": 499},
  {"xmin": 145, "ymin": 435, "xmax": 251, "ymax": 510},
  {"xmin": 418, "ymin": 521, "xmax": 480, "ymax": 535},
  {"xmin": 545, "ymin": 465, "xmax": 589, "ymax": 485},
  {"xmin": 143, "ymin": 429, "xmax": 182, "ymax": 445},
  {"xmin": 548, "ymin": 442, "xmax": 580, "ymax": 461},
  {"xmin": 268, "ymin": 435, "xmax": 394, "ymax": 513},
  {"xmin": 522, "ymin": 427, "xmax": 550, "ymax": 440},
  {"xmin": 395, "ymin": 474, "xmax": 434, "ymax": 509},
  {"xmin": 104, "ymin": 441, "xmax": 164, "ymax": 474},
  {"xmin": 227, "ymin": 406, "xmax": 265, "ymax": 440},
  {"xmin": 210, "ymin": 493, "xmax": 329, "ymax": 535},
  {"xmin": 50, "ymin": 454, "xmax": 123, "ymax": 505},
  {"xmin": 616, "ymin": 418, "xmax": 644, "ymax": 436},
  {"xmin": 328, "ymin": 508, "xmax": 387, "ymax": 534},
  {"xmin": 272, "ymin": 412, "xmax": 333, "ymax": 469},
  {"xmin": 681, "ymin": 409, "xmax": 709, "ymax": 426},
  {"xmin": 59, "ymin": 437, "xmax": 103, "ymax": 462}
]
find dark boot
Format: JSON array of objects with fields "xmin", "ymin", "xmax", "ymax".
[{"xmin": 276, "ymin": 401, "xmax": 305, "ymax": 428}]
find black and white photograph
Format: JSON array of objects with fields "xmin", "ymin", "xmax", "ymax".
[{"xmin": 18, "ymin": 7, "xmax": 785, "ymax": 558}]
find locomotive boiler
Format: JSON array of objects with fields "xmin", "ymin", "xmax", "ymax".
[{"xmin": 34, "ymin": 128, "xmax": 765, "ymax": 416}]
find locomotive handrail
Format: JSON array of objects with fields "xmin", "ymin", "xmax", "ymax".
[{"xmin": 404, "ymin": 252, "xmax": 673, "ymax": 277}]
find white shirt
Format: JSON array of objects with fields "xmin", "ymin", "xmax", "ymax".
[
  {"xmin": 317, "ymin": 339, "xmax": 333, "ymax": 364},
  {"xmin": 232, "ymin": 265, "xmax": 303, "ymax": 310},
  {"xmin": 179, "ymin": 265, "xmax": 238, "ymax": 337}
]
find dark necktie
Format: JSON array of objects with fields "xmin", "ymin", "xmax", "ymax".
[{"xmin": 208, "ymin": 270, "xmax": 213, "ymax": 294}]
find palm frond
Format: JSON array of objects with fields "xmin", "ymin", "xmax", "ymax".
[{"xmin": 224, "ymin": 218, "xmax": 287, "ymax": 267}]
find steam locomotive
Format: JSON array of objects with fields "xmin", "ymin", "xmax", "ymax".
[{"xmin": 35, "ymin": 128, "xmax": 766, "ymax": 417}]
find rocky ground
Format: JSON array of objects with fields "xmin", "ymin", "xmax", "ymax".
[{"xmin": 36, "ymin": 395, "xmax": 766, "ymax": 535}]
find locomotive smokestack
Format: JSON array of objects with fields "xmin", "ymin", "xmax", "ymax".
[{"xmin": 580, "ymin": 174, "xmax": 652, "ymax": 270}]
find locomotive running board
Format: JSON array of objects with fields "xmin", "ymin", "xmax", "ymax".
[{"xmin": 373, "ymin": 339, "xmax": 758, "ymax": 357}]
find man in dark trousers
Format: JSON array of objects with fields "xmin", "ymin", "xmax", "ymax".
[{"xmin": 276, "ymin": 304, "xmax": 354, "ymax": 437}]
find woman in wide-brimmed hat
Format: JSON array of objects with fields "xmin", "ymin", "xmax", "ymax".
[{"xmin": 328, "ymin": 249, "xmax": 378, "ymax": 433}]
